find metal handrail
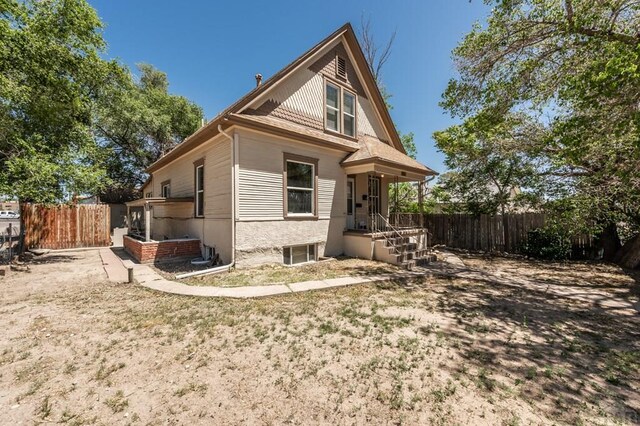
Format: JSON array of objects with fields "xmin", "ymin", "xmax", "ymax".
[
  {"xmin": 372, "ymin": 213, "xmax": 404, "ymax": 256},
  {"xmin": 375, "ymin": 213, "xmax": 432, "ymax": 254}
]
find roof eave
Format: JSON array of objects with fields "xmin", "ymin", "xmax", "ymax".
[
  {"xmin": 341, "ymin": 157, "xmax": 438, "ymax": 177},
  {"xmin": 227, "ymin": 114, "xmax": 359, "ymax": 152}
]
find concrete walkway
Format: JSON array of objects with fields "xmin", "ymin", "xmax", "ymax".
[
  {"xmin": 130, "ymin": 261, "xmax": 421, "ymax": 298},
  {"xmin": 99, "ymin": 248, "xmax": 131, "ymax": 283},
  {"xmin": 105, "ymin": 249, "xmax": 639, "ymax": 313}
]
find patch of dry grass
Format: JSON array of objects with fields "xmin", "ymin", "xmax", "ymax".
[{"xmin": 155, "ymin": 257, "xmax": 403, "ymax": 287}]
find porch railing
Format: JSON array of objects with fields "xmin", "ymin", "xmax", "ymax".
[{"xmin": 389, "ymin": 213, "xmax": 424, "ymax": 229}]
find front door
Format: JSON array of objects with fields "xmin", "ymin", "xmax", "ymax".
[{"xmin": 346, "ymin": 178, "xmax": 355, "ymax": 229}]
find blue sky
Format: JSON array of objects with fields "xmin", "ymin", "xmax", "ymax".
[{"xmin": 89, "ymin": 0, "xmax": 490, "ymax": 174}]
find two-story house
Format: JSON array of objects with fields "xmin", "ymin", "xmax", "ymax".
[{"xmin": 124, "ymin": 23, "xmax": 436, "ymax": 269}]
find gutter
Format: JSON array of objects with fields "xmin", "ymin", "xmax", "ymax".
[{"xmin": 175, "ymin": 123, "xmax": 236, "ymax": 279}]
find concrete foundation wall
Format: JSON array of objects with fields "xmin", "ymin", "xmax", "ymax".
[
  {"xmin": 344, "ymin": 234, "xmax": 374, "ymax": 260},
  {"xmin": 235, "ymin": 218, "xmax": 345, "ymax": 268}
]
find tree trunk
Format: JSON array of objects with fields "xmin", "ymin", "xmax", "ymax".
[
  {"xmin": 614, "ymin": 233, "xmax": 640, "ymax": 269},
  {"xmin": 598, "ymin": 222, "xmax": 622, "ymax": 261}
]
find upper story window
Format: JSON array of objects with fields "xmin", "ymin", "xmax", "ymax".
[
  {"xmin": 161, "ymin": 181, "xmax": 171, "ymax": 198},
  {"xmin": 325, "ymin": 82, "xmax": 356, "ymax": 138},
  {"xmin": 283, "ymin": 153, "xmax": 318, "ymax": 218},
  {"xmin": 194, "ymin": 159, "xmax": 204, "ymax": 217}
]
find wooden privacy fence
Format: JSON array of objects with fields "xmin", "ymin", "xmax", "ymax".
[
  {"xmin": 401, "ymin": 213, "xmax": 595, "ymax": 254},
  {"xmin": 425, "ymin": 213, "xmax": 544, "ymax": 253},
  {"xmin": 23, "ymin": 204, "xmax": 111, "ymax": 249}
]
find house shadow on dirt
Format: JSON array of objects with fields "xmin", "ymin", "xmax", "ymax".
[{"xmin": 377, "ymin": 259, "xmax": 640, "ymax": 424}]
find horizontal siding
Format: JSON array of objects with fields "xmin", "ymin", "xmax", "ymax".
[
  {"xmin": 238, "ymin": 168, "xmax": 283, "ymax": 218},
  {"xmin": 205, "ymin": 141, "xmax": 231, "ymax": 218},
  {"xmin": 237, "ymin": 130, "xmax": 346, "ymax": 220},
  {"xmin": 152, "ymin": 135, "xmax": 231, "ymax": 219}
]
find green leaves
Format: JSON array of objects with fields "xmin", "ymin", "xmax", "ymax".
[
  {"xmin": 94, "ymin": 63, "xmax": 203, "ymax": 201},
  {"xmin": 437, "ymin": 0, "xmax": 640, "ymax": 238},
  {"xmin": 0, "ymin": 0, "xmax": 114, "ymax": 203}
]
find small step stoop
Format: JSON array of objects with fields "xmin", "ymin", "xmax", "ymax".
[{"xmin": 382, "ymin": 238, "xmax": 436, "ymax": 270}]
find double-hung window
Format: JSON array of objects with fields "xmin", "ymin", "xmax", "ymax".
[
  {"xmin": 161, "ymin": 181, "xmax": 171, "ymax": 198},
  {"xmin": 284, "ymin": 154, "xmax": 317, "ymax": 218},
  {"xmin": 326, "ymin": 83, "xmax": 340, "ymax": 133},
  {"xmin": 194, "ymin": 160, "xmax": 204, "ymax": 217},
  {"xmin": 325, "ymin": 82, "xmax": 356, "ymax": 137}
]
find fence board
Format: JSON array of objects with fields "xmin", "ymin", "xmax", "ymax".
[
  {"xmin": 22, "ymin": 203, "xmax": 111, "ymax": 250},
  {"xmin": 413, "ymin": 213, "xmax": 594, "ymax": 255}
]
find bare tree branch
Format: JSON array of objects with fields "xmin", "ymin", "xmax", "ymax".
[{"xmin": 358, "ymin": 13, "xmax": 396, "ymax": 84}]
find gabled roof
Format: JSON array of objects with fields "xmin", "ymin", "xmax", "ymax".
[
  {"xmin": 147, "ymin": 22, "xmax": 413, "ymax": 173},
  {"xmin": 342, "ymin": 136, "xmax": 437, "ymax": 176}
]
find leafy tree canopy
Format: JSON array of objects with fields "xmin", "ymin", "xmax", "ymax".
[
  {"xmin": 435, "ymin": 0, "xmax": 640, "ymax": 258},
  {"xmin": 0, "ymin": 0, "xmax": 119, "ymax": 203},
  {"xmin": 94, "ymin": 64, "xmax": 203, "ymax": 203}
]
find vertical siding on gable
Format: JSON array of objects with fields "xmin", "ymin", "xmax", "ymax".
[
  {"xmin": 248, "ymin": 41, "xmax": 390, "ymax": 143},
  {"xmin": 357, "ymin": 97, "xmax": 387, "ymax": 140},
  {"xmin": 267, "ymin": 69, "xmax": 324, "ymax": 125}
]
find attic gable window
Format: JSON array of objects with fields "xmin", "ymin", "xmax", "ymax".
[
  {"xmin": 325, "ymin": 81, "xmax": 356, "ymax": 138},
  {"xmin": 325, "ymin": 83, "xmax": 340, "ymax": 132}
]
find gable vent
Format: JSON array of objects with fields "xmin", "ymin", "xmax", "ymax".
[{"xmin": 336, "ymin": 56, "xmax": 347, "ymax": 78}]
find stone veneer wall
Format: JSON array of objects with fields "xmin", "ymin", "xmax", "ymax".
[{"xmin": 123, "ymin": 236, "xmax": 201, "ymax": 264}]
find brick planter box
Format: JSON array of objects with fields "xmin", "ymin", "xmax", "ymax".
[{"xmin": 124, "ymin": 235, "xmax": 201, "ymax": 264}]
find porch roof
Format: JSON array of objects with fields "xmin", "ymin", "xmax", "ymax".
[
  {"xmin": 125, "ymin": 197, "xmax": 194, "ymax": 208},
  {"xmin": 341, "ymin": 136, "xmax": 438, "ymax": 178}
]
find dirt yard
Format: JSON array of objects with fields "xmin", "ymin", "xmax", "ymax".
[{"xmin": 1, "ymin": 250, "xmax": 639, "ymax": 425}]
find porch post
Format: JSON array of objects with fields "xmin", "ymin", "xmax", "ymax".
[
  {"xmin": 418, "ymin": 180, "xmax": 425, "ymax": 228},
  {"xmin": 144, "ymin": 203, "xmax": 151, "ymax": 242},
  {"xmin": 394, "ymin": 176, "xmax": 399, "ymax": 226},
  {"xmin": 126, "ymin": 205, "xmax": 130, "ymax": 233}
]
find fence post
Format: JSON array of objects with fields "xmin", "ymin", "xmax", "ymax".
[{"xmin": 8, "ymin": 222, "xmax": 12, "ymax": 260}]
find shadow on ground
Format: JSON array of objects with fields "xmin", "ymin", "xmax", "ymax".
[{"xmin": 380, "ymin": 259, "xmax": 640, "ymax": 424}]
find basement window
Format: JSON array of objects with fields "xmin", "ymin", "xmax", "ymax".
[{"xmin": 283, "ymin": 244, "xmax": 316, "ymax": 265}]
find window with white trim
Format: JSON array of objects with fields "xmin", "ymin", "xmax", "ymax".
[
  {"xmin": 195, "ymin": 164, "xmax": 204, "ymax": 217},
  {"xmin": 283, "ymin": 244, "xmax": 316, "ymax": 265},
  {"xmin": 161, "ymin": 182, "xmax": 170, "ymax": 198},
  {"xmin": 343, "ymin": 91, "xmax": 355, "ymax": 137},
  {"xmin": 325, "ymin": 82, "xmax": 356, "ymax": 137},
  {"xmin": 325, "ymin": 83, "xmax": 340, "ymax": 132},
  {"xmin": 286, "ymin": 160, "xmax": 314, "ymax": 215}
]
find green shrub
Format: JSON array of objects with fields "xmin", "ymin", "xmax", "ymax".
[{"xmin": 521, "ymin": 228, "xmax": 571, "ymax": 260}]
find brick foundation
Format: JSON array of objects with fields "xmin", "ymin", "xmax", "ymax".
[{"xmin": 123, "ymin": 235, "xmax": 201, "ymax": 264}]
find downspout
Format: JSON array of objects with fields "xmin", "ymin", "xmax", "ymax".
[{"xmin": 175, "ymin": 122, "xmax": 236, "ymax": 279}]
